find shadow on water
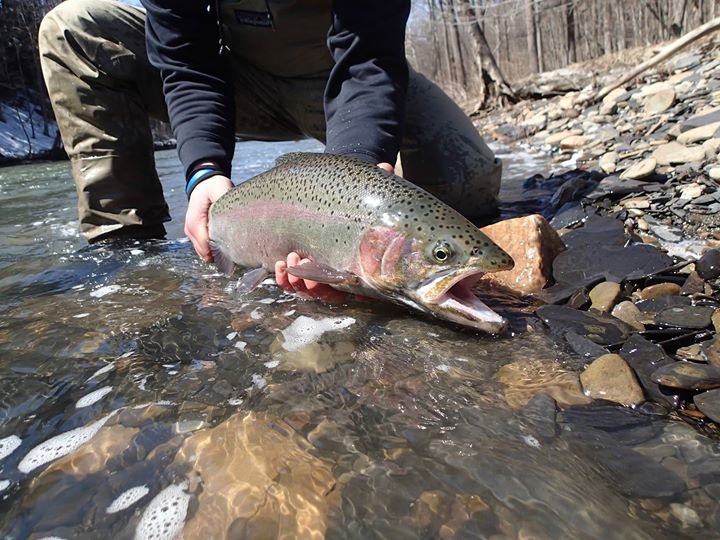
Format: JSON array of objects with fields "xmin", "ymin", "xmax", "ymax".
[{"xmin": 0, "ymin": 142, "xmax": 718, "ymax": 539}]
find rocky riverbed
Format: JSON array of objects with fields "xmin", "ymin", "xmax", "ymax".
[{"xmin": 473, "ymin": 37, "xmax": 720, "ymax": 434}]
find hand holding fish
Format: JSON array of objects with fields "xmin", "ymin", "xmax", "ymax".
[{"xmin": 186, "ymin": 174, "xmax": 234, "ymax": 262}]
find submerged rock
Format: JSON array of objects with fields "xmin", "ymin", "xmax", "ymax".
[
  {"xmin": 580, "ymin": 354, "xmax": 645, "ymax": 406},
  {"xmin": 536, "ymin": 305, "xmax": 631, "ymax": 346},
  {"xmin": 696, "ymin": 249, "xmax": 720, "ymax": 280}
]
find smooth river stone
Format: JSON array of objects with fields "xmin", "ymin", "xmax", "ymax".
[
  {"xmin": 619, "ymin": 335, "xmax": 677, "ymax": 408},
  {"xmin": 637, "ymin": 282, "xmax": 682, "ymax": 300},
  {"xmin": 652, "ymin": 141, "xmax": 706, "ymax": 165},
  {"xmin": 694, "ymin": 389, "xmax": 720, "ymax": 423},
  {"xmin": 643, "ymin": 88, "xmax": 675, "ymax": 115},
  {"xmin": 611, "ymin": 301, "xmax": 646, "ymax": 331},
  {"xmin": 676, "ymin": 120, "xmax": 720, "ymax": 144},
  {"xmin": 651, "ymin": 362, "xmax": 720, "ymax": 391},
  {"xmin": 620, "ymin": 158, "xmax": 656, "ymax": 180},
  {"xmin": 589, "ymin": 281, "xmax": 621, "ymax": 312},
  {"xmin": 655, "ymin": 305, "xmax": 715, "ymax": 329},
  {"xmin": 536, "ymin": 305, "xmax": 631, "ymax": 346},
  {"xmin": 580, "ymin": 354, "xmax": 645, "ymax": 406},
  {"xmin": 696, "ymin": 248, "xmax": 720, "ymax": 280}
]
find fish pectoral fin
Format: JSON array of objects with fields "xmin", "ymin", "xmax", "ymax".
[
  {"xmin": 287, "ymin": 262, "xmax": 360, "ymax": 286},
  {"xmin": 209, "ymin": 239, "xmax": 237, "ymax": 277},
  {"xmin": 235, "ymin": 267, "xmax": 270, "ymax": 295}
]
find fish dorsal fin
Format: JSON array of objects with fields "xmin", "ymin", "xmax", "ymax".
[
  {"xmin": 274, "ymin": 152, "xmax": 314, "ymax": 167},
  {"xmin": 209, "ymin": 239, "xmax": 237, "ymax": 277}
]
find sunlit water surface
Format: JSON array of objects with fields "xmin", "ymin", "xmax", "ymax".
[{"xmin": 0, "ymin": 141, "xmax": 718, "ymax": 539}]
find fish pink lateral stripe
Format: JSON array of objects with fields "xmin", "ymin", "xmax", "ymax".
[{"xmin": 216, "ymin": 200, "xmax": 353, "ymax": 226}]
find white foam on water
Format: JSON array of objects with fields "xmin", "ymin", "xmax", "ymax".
[
  {"xmin": 280, "ymin": 315, "xmax": 355, "ymax": 352},
  {"xmin": 250, "ymin": 308, "xmax": 263, "ymax": 320},
  {"xmin": 0, "ymin": 480, "xmax": 9, "ymax": 492},
  {"xmin": 18, "ymin": 412, "xmax": 115, "ymax": 474},
  {"xmin": 106, "ymin": 485, "xmax": 150, "ymax": 514},
  {"xmin": 257, "ymin": 297, "xmax": 275, "ymax": 304},
  {"xmin": 435, "ymin": 364, "xmax": 450, "ymax": 372},
  {"xmin": 264, "ymin": 360, "xmax": 280, "ymax": 368},
  {"xmin": 0, "ymin": 435, "xmax": 22, "ymax": 461},
  {"xmin": 90, "ymin": 285, "xmax": 121, "ymax": 298},
  {"xmin": 86, "ymin": 362, "xmax": 115, "ymax": 382},
  {"xmin": 134, "ymin": 482, "xmax": 190, "ymax": 540},
  {"xmin": 234, "ymin": 341, "xmax": 247, "ymax": 351},
  {"xmin": 130, "ymin": 249, "xmax": 144, "ymax": 255},
  {"xmin": 226, "ymin": 331, "xmax": 237, "ymax": 340},
  {"xmin": 523, "ymin": 435, "xmax": 541, "ymax": 448},
  {"xmin": 72, "ymin": 313, "xmax": 90, "ymax": 319},
  {"xmin": 75, "ymin": 386, "xmax": 113, "ymax": 408}
]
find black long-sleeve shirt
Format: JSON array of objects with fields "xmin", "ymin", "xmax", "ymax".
[{"xmin": 141, "ymin": 0, "xmax": 411, "ymax": 181}]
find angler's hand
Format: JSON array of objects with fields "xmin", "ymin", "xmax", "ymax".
[
  {"xmin": 275, "ymin": 253, "xmax": 347, "ymax": 304},
  {"xmin": 185, "ymin": 175, "xmax": 233, "ymax": 262}
]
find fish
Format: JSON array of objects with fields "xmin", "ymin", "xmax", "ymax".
[{"xmin": 208, "ymin": 152, "xmax": 515, "ymax": 333}]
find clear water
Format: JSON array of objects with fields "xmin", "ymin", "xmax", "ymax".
[{"xmin": 0, "ymin": 141, "xmax": 718, "ymax": 539}]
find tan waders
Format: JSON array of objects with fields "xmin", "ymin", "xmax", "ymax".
[{"xmin": 39, "ymin": 0, "xmax": 502, "ymax": 241}]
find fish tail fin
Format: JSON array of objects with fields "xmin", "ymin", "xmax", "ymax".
[{"xmin": 209, "ymin": 239, "xmax": 237, "ymax": 277}]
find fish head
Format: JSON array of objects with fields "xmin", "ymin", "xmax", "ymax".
[{"xmin": 357, "ymin": 203, "xmax": 514, "ymax": 333}]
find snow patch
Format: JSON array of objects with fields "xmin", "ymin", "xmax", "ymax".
[{"xmin": 0, "ymin": 102, "xmax": 59, "ymax": 160}]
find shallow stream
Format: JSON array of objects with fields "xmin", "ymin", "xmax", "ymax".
[{"xmin": 0, "ymin": 141, "xmax": 718, "ymax": 539}]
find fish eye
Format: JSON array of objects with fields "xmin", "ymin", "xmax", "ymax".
[{"xmin": 432, "ymin": 242, "xmax": 452, "ymax": 263}]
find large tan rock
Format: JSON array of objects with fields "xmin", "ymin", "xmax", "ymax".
[{"xmin": 480, "ymin": 215, "xmax": 565, "ymax": 295}]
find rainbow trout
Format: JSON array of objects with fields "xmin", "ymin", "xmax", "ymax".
[{"xmin": 209, "ymin": 153, "xmax": 514, "ymax": 333}]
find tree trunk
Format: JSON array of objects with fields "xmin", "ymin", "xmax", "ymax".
[
  {"xmin": 458, "ymin": 0, "xmax": 517, "ymax": 110},
  {"xmin": 525, "ymin": 0, "xmax": 539, "ymax": 72},
  {"xmin": 564, "ymin": 0, "xmax": 577, "ymax": 64}
]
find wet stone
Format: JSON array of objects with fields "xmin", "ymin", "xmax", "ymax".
[
  {"xmin": 637, "ymin": 282, "xmax": 682, "ymax": 300},
  {"xmin": 552, "ymin": 243, "xmax": 673, "ymax": 288},
  {"xmin": 611, "ymin": 301, "xmax": 646, "ymax": 331},
  {"xmin": 635, "ymin": 294, "xmax": 691, "ymax": 314},
  {"xmin": 619, "ymin": 334, "xmax": 677, "ymax": 408},
  {"xmin": 651, "ymin": 361, "xmax": 720, "ymax": 391},
  {"xmin": 681, "ymin": 271, "xmax": 707, "ymax": 296},
  {"xmin": 655, "ymin": 305, "xmax": 715, "ymax": 329},
  {"xmin": 696, "ymin": 248, "xmax": 720, "ymax": 280},
  {"xmin": 714, "ymin": 309, "xmax": 720, "ymax": 333},
  {"xmin": 580, "ymin": 353, "xmax": 645, "ymax": 406},
  {"xmin": 694, "ymin": 389, "xmax": 720, "ymax": 423},
  {"xmin": 536, "ymin": 305, "xmax": 631, "ymax": 346},
  {"xmin": 563, "ymin": 330, "xmax": 609, "ymax": 366},
  {"xmin": 588, "ymin": 281, "xmax": 621, "ymax": 312},
  {"xmin": 566, "ymin": 287, "xmax": 591, "ymax": 309},
  {"xmin": 701, "ymin": 336, "xmax": 720, "ymax": 367},
  {"xmin": 675, "ymin": 343, "xmax": 705, "ymax": 362}
]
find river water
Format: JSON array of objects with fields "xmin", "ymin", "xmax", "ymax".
[{"xmin": 0, "ymin": 141, "xmax": 718, "ymax": 539}]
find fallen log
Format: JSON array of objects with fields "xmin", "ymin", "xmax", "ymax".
[{"xmin": 597, "ymin": 16, "xmax": 720, "ymax": 101}]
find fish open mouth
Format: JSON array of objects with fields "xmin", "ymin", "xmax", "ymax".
[{"xmin": 413, "ymin": 269, "xmax": 508, "ymax": 333}]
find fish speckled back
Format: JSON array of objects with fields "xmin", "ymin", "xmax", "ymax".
[{"xmin": 210, "ymin": 153, "xmax": 512, "ymax": 271}]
